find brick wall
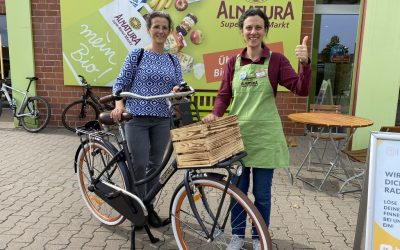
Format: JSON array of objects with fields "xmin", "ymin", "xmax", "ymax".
[
  {"xmin": 0, "ymin": 0, "xmax": 4, "ymax": 14},
  {"xmin": 279, "ymin": 0, "xmax": 314, "ymax": 136},
  {"xmin": 2, "ymin": 0, "xmax": 314, "ymax": 134},
  {"xmin": 30, "ymin": 0, "xmax": 112, "ymax": 127}
]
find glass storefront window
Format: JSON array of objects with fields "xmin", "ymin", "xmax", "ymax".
[
  {"xmin": 311, "ymin": 0, "xmax": 360, "ymax": 114},
  {"xmin": 0, "ymin": 15, "xmax": 8, "ymax": 47},
  {"xmin": 0, "ymin": 14, "xmax": 9, "ymax": 79},
  {"xmin": 314, "ymin": 14, "xmax": 358, "ymax": 114},
  {"xmin": 316, "ymin": 0, "xmax": 360, "ymax": 4}
]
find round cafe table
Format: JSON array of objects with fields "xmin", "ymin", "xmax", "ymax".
[
  {"xmin": 288, "ymin": 112, "xmax": 373, "ymax": 191},
  {"xmin": 288, "ymin": 112, "xmax": 373, "ymax": 128}
]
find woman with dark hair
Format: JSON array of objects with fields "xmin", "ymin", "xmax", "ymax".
[
  {"xmin": 204, "ymin": 8, "xmax": 311, "ymax": 249},
  {"xmin": 111, "ymin": 11, "xmax": 182, "ymax": 228}
]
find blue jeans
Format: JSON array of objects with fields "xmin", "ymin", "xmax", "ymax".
[{"xmin": 231, "ymin": 167, "xmax": 274, "ymax": 238}]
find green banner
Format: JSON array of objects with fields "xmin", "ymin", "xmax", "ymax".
[{"xmin": 60, "ymin": 0, "xmax": 304, "ymax": 90}]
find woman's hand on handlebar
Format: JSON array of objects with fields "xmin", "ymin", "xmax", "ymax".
[
  {"xmin": 110, "ymin": 100, "xmax": 126, "ymax": 122},
  {"xmin": 172, "ymin": 85, "xmax": 181, "ymax": 93},
  {"xmin": 172, "ymin": 82, "xmax": 192, "ymax": 93},
  {"xmin": 203, "ymin": 113, "xmax": 219, "ymax": 123}
]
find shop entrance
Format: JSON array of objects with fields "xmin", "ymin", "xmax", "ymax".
[{"xmin": 311, "ymin": 1, "xmax": 360, "ymax": 114}]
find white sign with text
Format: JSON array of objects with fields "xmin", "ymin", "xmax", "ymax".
[{"xmin": 366, "ymin": 132, "xmax": 400, "ymax": 250}]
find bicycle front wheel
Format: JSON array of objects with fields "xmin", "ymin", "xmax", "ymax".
[
  {"xmin": 171, "ymin": 178, "xmax": 272, "ymax": 250},
  {"xmin": 62, "ymin": 100, "xmax": 99, "ymax": 132},
  {"xmin": 76, "ymin": 140, "xmax": 130, "ymax": 225},
  {"xmin": 19, "ymin": 96, "xmax": 51, "ymax": 133}
]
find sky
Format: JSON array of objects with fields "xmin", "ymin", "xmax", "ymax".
[{"xmin": 318, "ymin": 14, "xmax": 359, "ymax": 54}]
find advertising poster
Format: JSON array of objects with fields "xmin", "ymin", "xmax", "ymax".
[
  {"xmin": 60, "ymin": 0, "xmax": 304, "ymax": 111},
  {"xmin": 366, "ymin": 133, "xmax": 400, "ymax": 250}
]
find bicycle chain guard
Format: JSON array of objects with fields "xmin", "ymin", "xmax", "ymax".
[{"xmin": 93, "ymin": 180, "xmax": 147, "ymax": 227}]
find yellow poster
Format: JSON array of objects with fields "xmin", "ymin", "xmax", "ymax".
[{"xmin": 61, "ymin": 0, "xmax": 303, "ymax": 90}]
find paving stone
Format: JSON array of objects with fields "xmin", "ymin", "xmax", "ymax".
[
  {"xmin": 4, "ymin": 242, "xmax": 30, "ymax": 250},
  {"xmin": 0, "ymin": 127, "xmax": 366, "ymax": 250},
  {"xmin": 0, "ymin": 215, "xmax": 25, "ymax": 229},
  {"xmin": 3, "ymin": 221, "xmax": 34, "ymax": 236},
  {"xmin": 21, "ymin": 236, "xmax": 53, "ymax": 250},
  {"xmin": 75, "ymin": 224, "xmax": 101, "ymax": 238},
  {"xmin": 308, "ymin": 241, "xmax": 332, "ymax": 250},
  {"xmin": 85, "ymin": 231, "xmax": 113, "ymax": 247},
  {"xmin": 45, "ymin": 244, "xmax": 69, "ymax": 250},
  {"xmin": 272, "ymin": 239, "xmax": 293, "ymax": 250},
  {"xmin": 0, "ymin": 234, "xmax": 20, "ymax": 248},
  {"xmin": 300, "ymin": 221, "xmax": 321, "ymax": 231},
  {"xmin": 270, "ymin": 227, "xmax": 290, "ymax": 241},
  {"xmin": 326, "ymin": 235, "xmax": 350, "ymax": 249},
  {"xmin": 305, "ymin": 229, "xmax": 329, "ymax": 243},
  {"xmin": 66, "ymin": 237, "xmax": 91, "ymax": 249},
  {"xmin": 14, "ymin": 228, "xmax": 44, "ymax": 243},
  {"xmin": 289, "ymin": 233, "xmax": 310, "ymax": 246},
  {"xmin": 321, "ymin": 226, "xmax": 342, "ymax": 237},
  {"xmin": 36, "ymin": 223, "xmax": 68, "ymax": 238},
  {"xmin": 47, "ymin": 230, "xmax": 79, "ymax": 245}
]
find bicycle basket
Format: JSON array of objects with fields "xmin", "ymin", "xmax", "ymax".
[{"xmin": 170, "ymin": 115, "xmax": 245, "ymax": 168}]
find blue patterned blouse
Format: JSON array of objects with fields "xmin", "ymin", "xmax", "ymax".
[{"xmin": 113, "ymin": 49, "xmax": 183, "ymax": 117}]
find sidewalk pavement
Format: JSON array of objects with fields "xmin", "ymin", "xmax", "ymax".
[{"xmin": 0, "ymin": 109, "xmax": 363, "ymax": 250}]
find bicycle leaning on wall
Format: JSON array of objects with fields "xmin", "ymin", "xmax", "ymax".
[
  {"xmin": 73, "ymin": 86, "xmax": 272, "ymax": 250},
  {"xmin": 61, "ymin": 75, "xmax": 114, "ymax": 132},
  {"xmin": 0, "ymin": 77, "xmax": 51, "ymax": 133}
]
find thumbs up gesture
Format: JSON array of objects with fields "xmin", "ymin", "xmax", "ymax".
[{"xmin": 295, "ymin": 36, "xmax": 309, "ymax": 64}]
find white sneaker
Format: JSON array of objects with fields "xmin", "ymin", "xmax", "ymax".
[
  {"xmin": 252, "ymin": 239, "xmax": 261, "ymax": 250},
  {"xmin": 227, "ymin": 235, "xmax": 244, "ymax": 250}
]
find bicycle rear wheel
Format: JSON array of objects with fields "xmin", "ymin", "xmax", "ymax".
[
  {"xmin": 76, "ymin": 140, "xmax": 130, "ymax": 225},
  {"xmin": 62, "ymin": 100, "xmax": 99, "ymax": 132},
  {"xmin": 171, "ymin": 178, "xmax": 272, "ymax": 250},
  {"xmin": 19, "ymin": 96, "xmax": 51, "ymax": 133}
]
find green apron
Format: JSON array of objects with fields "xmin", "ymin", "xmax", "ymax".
[{"xmin": 229, "ymin": 53, "xmax": 289, "ymax": 168}]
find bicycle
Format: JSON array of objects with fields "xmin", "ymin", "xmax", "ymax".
[
  {"xmin": 61, "ymin": 75, "xmax": 114, "ymax": 132},
  {"xmin": 73, "ymin": 86, "xmax": 272, "ymax": 250},
  {"xmin": 0, "ymin": 77, "xmax": 51, "ymax": 133}
]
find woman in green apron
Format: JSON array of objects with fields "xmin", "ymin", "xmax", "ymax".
[{"xmin": 204, "ymin": 9, "xmax": 311, "ymax": 250}]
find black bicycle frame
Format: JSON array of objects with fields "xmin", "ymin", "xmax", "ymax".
[{"xmin": 79, "ymin": 109, "xmax": 248, "ymax": 243}]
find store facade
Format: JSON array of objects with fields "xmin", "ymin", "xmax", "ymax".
[{"xmin": 1, "ymin": 0, "xmax": 399, "ymax": 148}]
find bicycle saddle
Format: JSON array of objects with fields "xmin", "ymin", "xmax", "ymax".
[{"xmin": 98, "ymin": 112, "xmax": 133, "ymax": 125}]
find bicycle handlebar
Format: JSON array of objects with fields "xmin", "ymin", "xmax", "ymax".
[
  {"xmin": 99, "ymin": 85, "xmax": 195, "ymax": 104},
  {"xmin": 78, "ymin": 75, "xmax": 88, "ymax": 86}
]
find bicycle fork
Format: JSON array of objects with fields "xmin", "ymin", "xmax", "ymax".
[{"xmin": 183, "ymin": 170, "xmax": 233, "ymax": 242}]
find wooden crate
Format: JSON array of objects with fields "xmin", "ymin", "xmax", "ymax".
[{"xmin": 170, "ymin": 115, "xmax": 244, "ymax": 168}]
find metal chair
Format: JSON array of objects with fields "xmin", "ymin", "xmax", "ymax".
[
  {"xmin": 307, "ymin": 104, "xmax": 346, "ymax": 166},
  {"xmin": 285, "ymin": 136, "xmax": 297, "ymax": 185},
  {"xmin": 339, "ymin": 126, "xmax": 400, "ymax": 193}
]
